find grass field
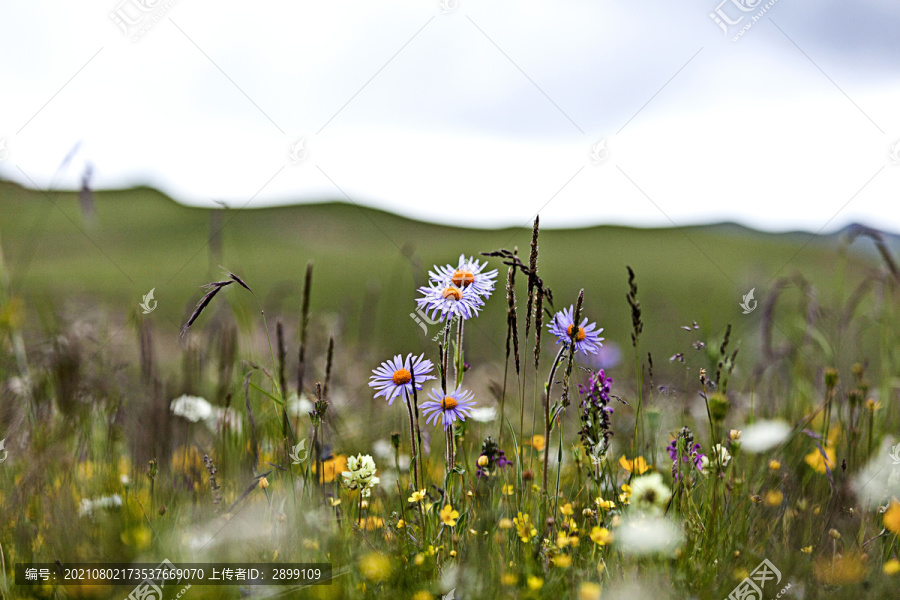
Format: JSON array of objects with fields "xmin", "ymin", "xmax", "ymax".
[{"xmin": 1, "ymin": 180, "xmax": 899, "ymax": 599}]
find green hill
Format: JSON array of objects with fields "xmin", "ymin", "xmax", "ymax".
[{"xmin": 0, "ymin": 180, "xmax": 882, "ymax": 371}]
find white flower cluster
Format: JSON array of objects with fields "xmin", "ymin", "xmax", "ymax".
[
  {"xmin": 342, "ymin": 454, "xmax": 380, "ymax": 497},
  {"xmin": 170, "ymin": 395, "xmax": 213, "ymax": 423},
  {"xmin": 169, "ymin": 395, "xmax": 242, "ymax": 433},
  {"xmin": 78, "ymin": 494, "xmax": 123, "ymax": 517},
  {"xmin": 700, "ymin": 444, "xmax": 732, "ymax": 475}
]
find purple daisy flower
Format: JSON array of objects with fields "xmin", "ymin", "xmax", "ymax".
[
  {"xmin": 369, "ymin": 353, "xmax": 436, "ymax": 405},
  {"xmin": 421, "ymin": 386, "xmax": 477, "ymax": 429},
  {"xmin": 428, "ymin": 255, "xmax": 499, "ymax": 299},
  {"xmin": 547, "ymin": 305, "xmax": 604, "ymax": 355},
  {"xmin": 415, "ymin": 282, "xmax": 484, "ymax": 322}
]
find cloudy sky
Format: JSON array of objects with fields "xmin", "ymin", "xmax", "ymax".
[{"xmin": 1, "ymin": 0, "xmax": 899, "ymax": 231}]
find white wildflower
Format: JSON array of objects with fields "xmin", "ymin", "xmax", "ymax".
[
  {"xmin": 699, "ymin": 444, "xmax": 732, "ymax": 474},
  {"xmin": 469, "ymin": 406, "xmax": 498, "ymax": 423},
  {"xmin": 342, "ymin": 454, "xmax": 380, "ymax": 497},
  {"xmin": 616, "ymin": 515, "xmax": 684, "ymax": 556},
  {"xmin": 739, "ymin": 419, "xmax": 791, "ymax": 453},
  {"xmin": 629, "ymin": 472, "xmax": 671, "ymax": 514},
  {"xmin": 78, "ymin": 494, "xmax": 123, "ymax": 517},
  {"xmin": 170, "ymin": 395, "xmax": 213, "ymax": 423}
]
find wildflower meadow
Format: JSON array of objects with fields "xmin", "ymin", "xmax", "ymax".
[{"xmin": 1, "ymin": 215, "xmax": 899, "ymax": 600}]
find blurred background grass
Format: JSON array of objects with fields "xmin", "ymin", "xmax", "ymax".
[{"xmin": 0, "ymin": 178, "xmax": 883, "ymax": 373}]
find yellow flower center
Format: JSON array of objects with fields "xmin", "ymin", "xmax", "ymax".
[
  {"xmin": 566, "ymin": 324, "xmax": 586, "ymax": 341},
  {"xmin": 441, "ymin": 396, "xmax": 458, "ymax": 411},
  {"xmin": 442, "ymin": 287, "xmax": 462, "ymax": 301},
  {"xmin": 392, "ymin": 368, "xmax": 412, "ymax": 385},
  {"xmin": 452, "ymin": 269, "xmax": 475, "ymax": 288}
]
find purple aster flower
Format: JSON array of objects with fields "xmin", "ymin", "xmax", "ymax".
[
  {"xmin": 476, "ymin": 436, "xmax": 513, "ymax": 478},
  {"xmin": 369, "ymin": 353, "xmax": 436, "ymax": 405},
  {"xmin": 416, "ymin": 282, "xmax": 484, "ymax": 322},
  {"xmin": 547, "ymin": 305, "xmax": 604, "ymax": 355},
  {"xmin": 428, "ymin": 255, "xmax": 499, "ymax": 299},
  {"xmin": 421, "ymin": 386, "xmax": 477, "ymax": 429}
]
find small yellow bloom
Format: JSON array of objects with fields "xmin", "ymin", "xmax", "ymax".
[
  {"xmin": 884, "ymin": 500, "xmax": 900, "ymax": 535},
  {"xmin": 729, "ymin": 429, "xmax": 742, "ymax": 441},
  {"xmin": 358, "ymin": 516, "xmax": 385, "ymax": 530},
  {"xmin": 619, "ymin": 455, "xmax": 649, "ymax": 474},
  {"xmin": 359, "ymin": 552, "xmax": 392, "ymax": 582},
  {"xmin": 526, "ymin": 575, "xmax": 543, "ymax": 590},
  {"xmin": 883, "ymin": 559, "xmax": 900, "ymax": 575},
  {"xmin": 397, "ymin": 519, "xmax": 406, "ymax": 529},
  {"xmin": 828, "ymin": 528, "xmax": 841, "ymax": 540},
  {"xmin": 556, "ymin": 532, "xmax": 571, "ymax": 548},
  {"xmin": 804, "ymin": 446, "xmax": 836, "ymax": 474},
  {"xmin": 865, "ymin": 399, "xmax": 882, "ymax": 411},
  {"xmin": 595, "ymin": 497, "xmax": 616, "ymax": 510},
  {"xmin": 502, "ymin": 484, "xmax": 515, "ymax": 496},
  {"xmin": 552, "ymin": 554, "xmax": 572, "ymax": 568},
  {"xmin": 498, "ymin": 518, "xmax": 513, "ymax": 530},
  {"xmin": 477, "ymin": 454, "xmax": 489, "ymax": 467},
  {"xmin": 328, "ymin": 497, "xmax": 342, "ymax": 507},
  {"xmin": 414, "ymin": 554, "xmax": 425, "ymax": 566},
  {"xmin": 560, "ymin": 502, "xmax": 574, "ymax": 516},
  {"xmin": 408, "ymin": 489, "xmax": 427, "ymax": 503},
  {"xmin": 590, "ymin": 526, "xmax": 612, "ymax": 546},
  {"xmin": 769, "ymin": 459, "xmax": 781, "ymax": 471},
  {"xmin": 578, "ymin": 582, "xmax": 602, "ymax": 600},
  {"xmin": 501, "ymin": 573, "xmax": 518, "ymax": 586},
  {"xmin": 449, "ymin": 550, "xmax": 457, "ymax": 558},
  {"xmin": 440, "ymin": 504, "xmax": 459, "ymax": 527},
  {"xmin": 527, "ymin": 435, "xmax": 546, "ymax": 452},
  {"xmin": 412, "ymin": 592, "xmax": 433, "ymax": 600},
  {"xmin": 259, "ymin": 477, "xmax": 269, "ymax": 489},
  {"xmin": 801, "ymin": 546, "xmax": 813, "ymax": 554},
  {"xmin": 764, "ymin": 490, "xmax": 784, "ymax": 506},
  {"xmin": 513, "ymin": 512, "xmax": 537, "ymax": 543}
]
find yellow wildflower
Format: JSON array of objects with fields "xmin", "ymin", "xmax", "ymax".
[
  {"xmin": 514, "ymin": 512, "xmax": 537, "ymax": 542},
  {"xmin": 590, "ymin": 526, "xmax": 612, "ymax": 546},
  {"xmin": 578, "ymin": 582, "xmax": 602, "ymax": 600},
  {"xmin": 408, "ymin": 489, "xmax": 427, "ymax": 503},
  {"xmin": 884, "ymin": 559, "xmax": 900, "ymax": 575},
  {"xmin": 440, "ymin": 504, "xmax": 459, "ymax": 527},
  {"xmin": 619, "ymin": 455, "xmax": 649, "ymax": 474},
  {"xmin": 884, "ymin": 500, "xmax": 900, "ymax": 535}
]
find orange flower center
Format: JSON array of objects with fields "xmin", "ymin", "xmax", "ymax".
[
  {"xmin": 566, "ymin": 324, "xmax": 586, "ymax": 342},
  {"xmin": 441, "ymin": 396, "xmax": 458, "ymax": 411},
  {"xmin": 392, "ymin": 368, "xmax": 412, "ymax": 385},
  {"xmin": 452, "ymin": 269, "xmax": 475, "ymax": 288},
  {"xmin": 442, "ymin": 287, "xmax": 462, "ymax": 301}
]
